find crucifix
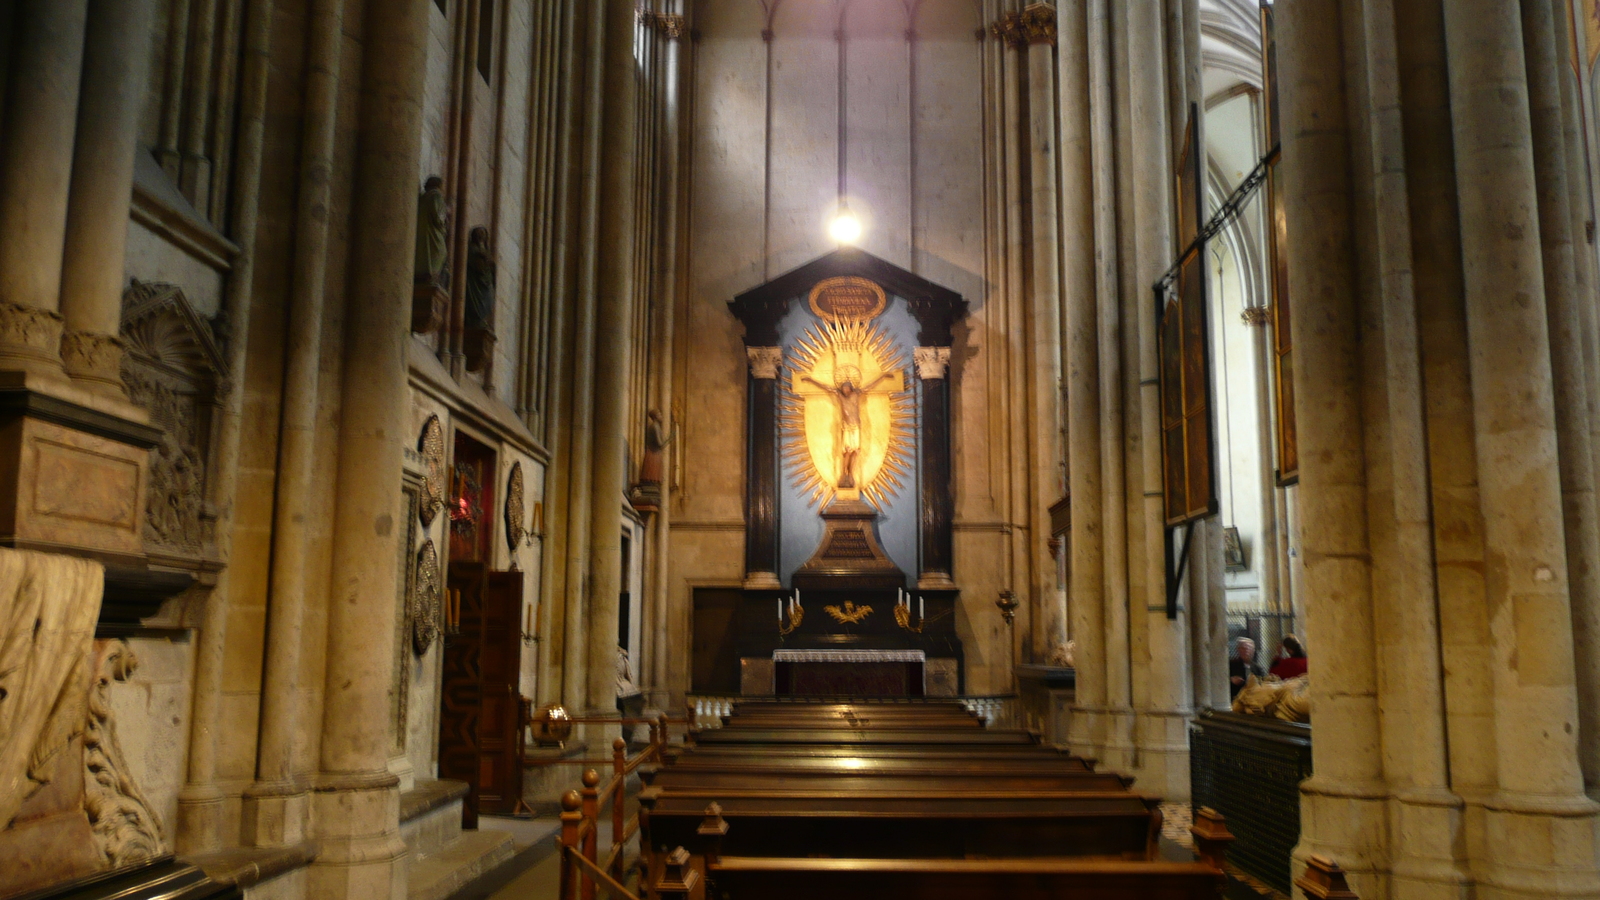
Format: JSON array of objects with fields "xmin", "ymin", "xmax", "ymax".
[{"xmin": 802, "ymin": 369, "xmax": 893, "ymax": 489}]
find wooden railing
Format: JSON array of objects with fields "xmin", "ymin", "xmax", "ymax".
[{"xmin": 555, "ymin": 715, "xmax": 677, "ymax": 900}]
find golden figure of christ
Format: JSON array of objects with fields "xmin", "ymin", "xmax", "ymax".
[{"xmin": 801, "ymin": 369, "xmax": 895, "ymax": 490}]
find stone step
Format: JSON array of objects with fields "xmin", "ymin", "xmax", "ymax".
[
  {"xmin": 400, "ymin": 779, "xmax": 469, "ymax": 859},
  {"xmin": 407, "ymin": 829, "xmax": 516, "ymax": 900}
]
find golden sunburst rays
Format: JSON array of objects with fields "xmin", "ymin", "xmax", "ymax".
[{"xmin": 779, "ymin": 318, "xmax": 916, "ymax": 510}]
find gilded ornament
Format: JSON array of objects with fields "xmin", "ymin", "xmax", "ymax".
[
  {"xmin": 808, "ymin": 276, "xmax": 887, "ymax": 324},
  {"xmin": 413, "ymin": 540, "xmax": 441, "ymax": 655},
  {"xmin": 505, "ymin": 461, "xmax": 526, "ymax": 555},
  {"xmin": 418, "ymin": 415, "xmax": 445, "ymax": 526},
  {"xmin": 779, "ymin": 319, "xmax": 914, "ymax": 510},
  {"xmin": 823, "ymin": 600, "xmax": 873, "ymax": 625}
]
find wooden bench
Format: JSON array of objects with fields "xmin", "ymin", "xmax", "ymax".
[
  {"xmin": 692, "ymin": 726, "xmax": 1040, "ymax": 746},
  {"xmin": 640, "ymin": 792, "xmax": 1162, "ymax": 863},
  {"xmin": 697, "ymin": 857, "xmax": 1228, "ymax": 900},
  {"xmin": 640, "ymin": 768, "xmax": 1133, "ymax": 794}
]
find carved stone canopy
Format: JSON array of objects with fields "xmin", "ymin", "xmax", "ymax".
[
  {"xmin": 729, "ymin": 247, "xmax": 968, "ymax": 346},
  {"xmin": 119, "ymin": 281, "xmax": 228, "ymax": 563}
]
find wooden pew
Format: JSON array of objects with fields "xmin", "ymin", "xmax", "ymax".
[
  {"xmin": 692, "ymin": 726, "xmax": 1040, "ymax": 746},
  {"xmin": 640, "ymin": 792, "xmax": 1162, "ymax": 863},
  {"xmin": 639, "ymin": 768, "xmax": 1133, "ymax": 794},
  {"xmin": 698, "ymin": 857, "xmax": 1227, "ymax": 900}
]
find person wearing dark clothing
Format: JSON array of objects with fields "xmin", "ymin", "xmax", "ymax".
[{"xmin": 1229, "ymin": 637, "xmax": 1264, "ymax": 699}]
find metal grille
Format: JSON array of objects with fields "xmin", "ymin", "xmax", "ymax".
[
  {"xmin": 1189, "ymin": 710, "xmax": 1311, "ymax": 895},
  {"xmin": 1225, "ymin": 607, "xmax": 1299, "ymax": 673}
]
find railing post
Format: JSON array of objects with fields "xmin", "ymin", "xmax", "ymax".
[
  {"xmin": 559, "ymin": 790, "xmax": 583, "ymax": 900},
  {"xmin": 611, "ymin": 737, "xmax": 627, "ymax": 875},
  {"xmin": 1190, "ymin": 806, "xmax": 1236, "ymax": 871},
  {"xmin": 581, "ymin": 768, "xmax": 600, "ymax": 900},
  {"xmin": 1295, "ymin": 855, "xmax": 1359, "ymax": 899}
]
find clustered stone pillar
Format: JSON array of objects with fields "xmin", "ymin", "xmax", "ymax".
[
  {"xmin": 744, "ymin": 346, "xmax": 782, "ymax": 588},
  {"xmin": 308, "ymin": 0, "xmax": 429, "ymax": 895},
  {"xmin": 0, "ymin": 0, "xmax": 87, "ymax": 378},
  {"xmin": 586, "ymin": 0, "xmax": 640, "ymax": 715},
  {"xmin": 1022, "ymin": 3, "xmax": 1066, "ymax": 662},
  {"xmin": 1278, "ymin": 0, "xmax": 1389, "ymax": 887},
  {"xmin": 58, "ymin": 0, "xmax": 158, "ymax": 397},
  {"xmin": 1442, "ymin": 2, "xmax": 1600, "ymax": 892}
]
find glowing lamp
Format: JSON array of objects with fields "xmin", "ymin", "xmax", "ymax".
[{"xmin": 828, "ymin": 206, "xmax": 863, "ymax": 244}]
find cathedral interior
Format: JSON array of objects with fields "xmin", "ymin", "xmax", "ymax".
[{"xmin": 3, "ymin": 0, "xmax": 1600, "ymax": 898}]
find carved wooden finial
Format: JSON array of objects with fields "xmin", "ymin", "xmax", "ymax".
[
  {"xmin": 614, "ymin": 736, "xmax": 628, "ymax": 753},
  {"xmin": 582, "ymin": 768, "xmax": 601, "ymax": 788},
  {"xmin": 654, "ymin": 846, "xmax": 702, "ymax": 897},
  {"xmin": 560, "ymin": 790, "xmax": 581, "ymax": 812},
  {"xmin": 698, "ymin": 801, "xmax": 729, "ymax": 837},
  {"xmin": 1296, "ymin": 855, "xmax": 1360, "ymax": 899},
  {"xmin": 1190, "ymin": 806, "xmax": 1236, "ymax": 871}
]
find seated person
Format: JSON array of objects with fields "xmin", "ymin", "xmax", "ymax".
[
  {"xmin": 1229, "ymin": 637, "xmax": 1264, "ymax": 699},
  {"xmin": 1269, "ymin": 635, "xmax": 1308, "ymax": 680}
]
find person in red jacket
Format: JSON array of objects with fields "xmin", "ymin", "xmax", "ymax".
[{"xmin": 1270, "ymin": 635, "xmax": 1308, "ymax": 680}]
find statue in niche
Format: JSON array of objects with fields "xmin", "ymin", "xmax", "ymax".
[
  {"xmin": 630, "ymin": 409, "xmax": 675, "ymax": 513},
  {"xmin": 803, "ymin": 368, "xmax": 893, "ymax": 489},
  {"xmin": 464, "ymin": 226, "xmax": 496, "ymax": 372},
  {"xmin": 415, "ymin": 176, "xmax": 449, "ymax": 287},
  {"xmin": 412, "ymin": 176, "xmax": 450, "ymax": 333}
]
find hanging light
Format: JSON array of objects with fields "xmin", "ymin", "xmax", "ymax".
[{"xmin": 829, "ymin": 202, "xmax": 863, "ymax": 244}]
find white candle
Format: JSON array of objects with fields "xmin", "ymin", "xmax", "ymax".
[
  {"xmin": 778, "ymin": 600, "xmax": 783, "ymax": 623},
  {"xmin": 919, "ymin": 595, "xmax": 924, "ymax": 620}
]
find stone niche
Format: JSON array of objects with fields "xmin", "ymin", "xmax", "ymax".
[{"xmin": 118, "ymin": 280, "xmax": 226, "ymax": 572}]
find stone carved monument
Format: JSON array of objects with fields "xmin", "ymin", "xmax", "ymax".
[
  {"xmin": 120, "ymin": 281, "xmax": 226, "ymax": 565},
  {"xmin": 0, "ymin": 549, "xmax": 166, "ymax": 895}
]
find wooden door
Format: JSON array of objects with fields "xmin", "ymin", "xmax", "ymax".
[
  {"xmin": 439, "ymin": 562, "xmax": 486, "ymax": 827},
  {"xmin": 692, "ymin": 588, "xmax": 742, "ymax": 694},
  {"xmin": 476, "ymin": 570, "xmax": 523, "ymax": 815},
  {"xmin": 438, "ymin": 564, "xmax": 523, "ymax": 825}
]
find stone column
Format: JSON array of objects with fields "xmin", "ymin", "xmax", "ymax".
[
  {"xmin": 1442, "ymin": 2, "xmax": 1600, "ymax": 894},
  {"xmin": 248, "ymin": 0, "xmax": 347, "ymax": 848},
  {"xmin": 1126, "ymin": 0, "xmax": 1191, "ymax": 796},
  {"xmin": 1057, "ymin": 0, "xmax": 1107, "ymax": 757},
  {"xmin": 915, "ymin": 347, "xmax": 953, "ymax": 586},
  {"xmin": 1023, "ymin": 3, "xmax": 1066, "ymax": 660},
  {"xmin": 309, "ymin": 1, "xmax": 428, "ymax": 896},
  {"xmin": 744, "ymin": 347, "xmax": 782, "ymax": 588},
  {"xmin": 586, "ymin": 0, "xmax": 639, "ymax": 714},
  {"xmin": 57, "ymin": 0, "xmax": 157, "ymax": 397},
  {"xmin": 0, "ymin": 0, "xmax": 87, "ymax": 378},
  {"xmin": 177, "ymin": 0, "xmax": 275, "ymax": 854},
  {"xmin": 1523, "ymin": 0, "xmax": 1600, "ymax": 800},
  {"xmin": 1278, "ymin": 0, "xmax": 1387, "ymax": 886}
]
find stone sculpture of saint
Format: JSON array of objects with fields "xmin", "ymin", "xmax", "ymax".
[
  {"xmin": 415, "ymin": 176, "xmax": 449, "ymax": 286},
  {"xmin": 638, "ymin": 409, "xmax": 675, "ymax": 488},
  {"xmin": 465, "ymin": 226, "xmax": 495, "ymax": 331},
  {"xmin": 803, "ymin": 370, "xmax": 892, "ymax": 489}
]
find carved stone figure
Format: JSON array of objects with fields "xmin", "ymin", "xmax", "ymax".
[
  {"xmin": 415, "ymin": 176, "xmax": 449, "ymax": 286},
  {"xmin": 464, "ymin": 226, "xmax": 496, "ymax": 372},
  {"xmin": 83, "ymin": 640, "xmax": 164, "ymax": 867},
  {"xmin": 638, "ymin": 410, "xmax": 674, "ymax": 487}
]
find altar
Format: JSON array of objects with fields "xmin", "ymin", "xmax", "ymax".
[
  {"xmin": 721, "ymin": 250, "xmax": 969, "ymax": 699},
  {"xmin": 773, "ymin": 649, "xmax": 926, "ymax": 697}
]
